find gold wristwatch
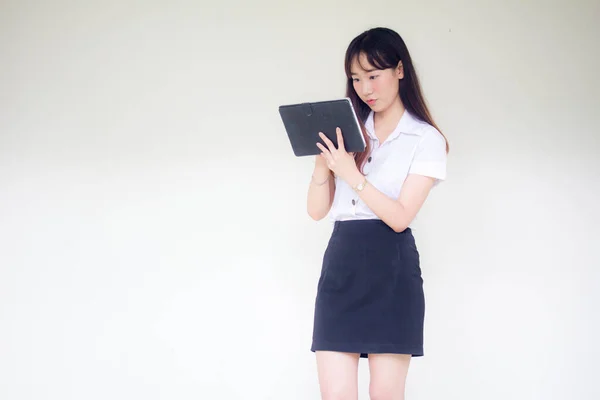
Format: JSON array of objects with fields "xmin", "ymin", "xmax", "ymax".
[{"xmin": 354, "ymin": 177, "xmax": 368, "ymax": 192}]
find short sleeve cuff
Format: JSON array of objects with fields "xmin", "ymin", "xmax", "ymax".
[{"xmin": 409, "ymin": 161, "xmax": 446, "ymax": 181}]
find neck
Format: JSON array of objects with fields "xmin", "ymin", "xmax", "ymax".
[{"xmin": 374, "ymin": 96, "xmax": 405, "ymax": 127}]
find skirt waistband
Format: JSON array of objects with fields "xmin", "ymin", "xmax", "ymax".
[{"xmin": 332, "ymin": 219, "xmax": 412, "ymax": 237}]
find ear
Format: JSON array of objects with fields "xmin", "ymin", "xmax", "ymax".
[{"xmin": 396, "ymin": 61, "xmax": 404, "ymax": 79}]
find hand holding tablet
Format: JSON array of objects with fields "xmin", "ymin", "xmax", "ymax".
[{"xmin": 278, "ymin": 98, "xmax": 366, "ymax": 157}]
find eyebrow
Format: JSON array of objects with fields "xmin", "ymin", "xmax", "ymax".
[{"xmin": 351, "ymin": 69, "xmax": 377, "ymax": 76}]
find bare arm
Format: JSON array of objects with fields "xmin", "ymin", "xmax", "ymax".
[
  {"xmin": 346, "ymin": 171, "xmax": 435, "ymax": 232},
  {"xmin": 307, "ymin": 158, "xmax": 335, "ymax": 221},
  {"xmin": 316, "ymin": 127, "xmax": 439, "ymax": 232}
]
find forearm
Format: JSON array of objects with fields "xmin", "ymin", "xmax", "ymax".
[
  {"xmin": 307, "ymin": 169, "xmax": 334, "ymax": 221},
  {"xmin": 346, "ymin": 171, "xmax": 408, "ymax": 232}
]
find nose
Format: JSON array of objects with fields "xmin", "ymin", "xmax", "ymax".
[{"xmin": 360, "ymin": 80, "xmax": 373, "ymax": 96}]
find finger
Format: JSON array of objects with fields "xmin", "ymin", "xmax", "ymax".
[
  {"xmin": 320, "ymin": 153, "xmax": 332, "ymax": 167},
  {"xmin": 336, "ymin": 127, "xmax": 345, "ymax": 151},
  {"xmin": 318, "ymin": 132, "xmax": 336, "ymax": 153},
  {"xmin": 316, "ymin": 143, "xmax": 331, "ymax": 159},
  {"xmin": 316, "ymin": 144, "xmax": 334, "ymax": 166}
]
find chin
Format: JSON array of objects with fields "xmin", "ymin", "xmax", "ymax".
[{"xmin": 368, "ymin": 102, "xmax": 382, "ymax": 111}]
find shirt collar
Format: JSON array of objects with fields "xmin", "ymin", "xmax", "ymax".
[{"xmin": 364, "ymin": 109, "xmax": 424, "ymax": 142}]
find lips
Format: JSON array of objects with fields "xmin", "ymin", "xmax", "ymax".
[{"xmin": 367, "ymin": 99, "xmax": 376, "ymax": 105}]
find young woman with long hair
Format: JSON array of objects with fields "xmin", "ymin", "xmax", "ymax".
[{"xmin": 307, "ymin": 27, "xmax": 449, "ymax": 400}]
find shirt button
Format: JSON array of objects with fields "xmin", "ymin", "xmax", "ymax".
[
  {"xmin": 368, "ymin": 157, "xmax": 372, "ymax": 163},
  {"xmin": 351, "ymin": 199, "xmax": 356, "ymax": 205}
]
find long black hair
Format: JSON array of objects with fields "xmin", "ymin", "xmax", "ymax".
[{"xmin": 344, "ymin": 27, "xmax": 449, "ymax": 172}]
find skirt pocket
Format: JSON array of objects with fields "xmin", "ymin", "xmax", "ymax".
[{"xmin": 395, "ymin": 234, "xmax": 422, "ymax": 278}]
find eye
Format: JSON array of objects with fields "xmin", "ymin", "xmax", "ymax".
[
  {"xmin": 370, "ymin": 75, "xmax": 379, "ymax": 80},
  {"xmin": 352, "ymin": 78, "xmax": 359, "ymax": 82}
]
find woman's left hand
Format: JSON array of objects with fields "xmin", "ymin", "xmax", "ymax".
[{"xmin": 316, "ymin": 127, "xmax": 362, "ymax": 184}]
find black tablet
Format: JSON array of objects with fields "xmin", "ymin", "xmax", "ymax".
[{"xmin": 278, "ymin": 98, "xmax": 366, "ymax": 157}]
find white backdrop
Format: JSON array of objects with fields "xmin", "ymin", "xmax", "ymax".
[{"xmin": 1, "ymin": 1, "xmax": 599, "ymax": 399}]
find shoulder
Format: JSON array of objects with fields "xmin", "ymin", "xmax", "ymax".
[
  {"xmin": 408, "ymin": 113, "xmax": 440, "ymax": 136},
  {"xmin": 402, "ymin": 110, "xmax": 441, "ymax": 137},
  {"xmin": 407, "ymin": 117, "xmax": 447, "ymax": 181},
  {"xmin": 403, "ymin": 113, "xmax": 445, "ymax": 152},
  {"xmin": 419, "ymin": 125, "xmax": 446, "ymax": 151}
]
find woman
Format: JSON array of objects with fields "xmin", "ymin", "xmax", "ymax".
[{"xmin": 307, "ymin": 27, "xmax": 449, "ymax": 400}]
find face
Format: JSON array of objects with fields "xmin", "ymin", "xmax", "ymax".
[{"xmin": 350, "ymin": 52, "xmax": 404, "ymax": 112}]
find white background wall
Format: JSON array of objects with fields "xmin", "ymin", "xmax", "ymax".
[{"xmin": 1, "ymin": 0, "xmax": 599, "ymax": 399}]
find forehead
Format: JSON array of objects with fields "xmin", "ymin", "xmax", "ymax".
[{"xmin": 350, "ymin": 53, "xmax": 377, "ymax": 75}]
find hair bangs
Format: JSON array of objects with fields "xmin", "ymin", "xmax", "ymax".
[{"xmin": 345, "ymin": 36, "xmax": 397, "ymax": 78}]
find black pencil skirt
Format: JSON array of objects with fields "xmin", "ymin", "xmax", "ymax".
[{"xmin": 311, "ymin": 219, "xmax": 425, "ymax": 358}]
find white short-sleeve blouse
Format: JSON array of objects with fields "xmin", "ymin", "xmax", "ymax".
[{"xmin": 328, "ymin": 109, "xmax": 447, "ymax": 222}]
